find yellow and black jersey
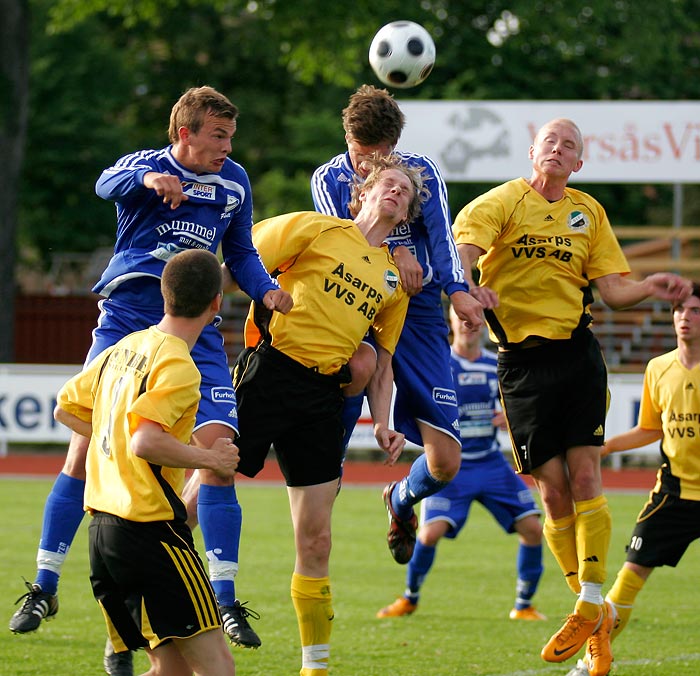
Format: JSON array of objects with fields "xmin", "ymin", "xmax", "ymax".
[
  {"xmin": 57, "ymin": 326, "xmax": 200, "ymax": 521},
  {"xmin": 453, "ymin": 178, "xmax": 630, "ymax": 345},
  {"xmin": 640, "ymin": 349, "xmax": 700, "ymax": 501},
  {"xmin": 247, "ymin": 211, "xmax": 408, "ymax": 374}
]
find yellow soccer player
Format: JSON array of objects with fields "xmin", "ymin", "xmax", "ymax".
[
  {"xmin": 452, "ymin": 117, "xmax": 692, "ymax": 675},
  {"xmin": 567, "ymin": 283, "xmax": 700, "ymax": 676},
  {"xmin": 232, "ymin": 155, "xmax": 427, "ymax": 676},
  {"xmin": 50, "ymin": 250, "xmax": 238, "ymax": 676}
]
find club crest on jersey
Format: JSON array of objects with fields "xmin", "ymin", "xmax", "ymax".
[
  {"xmin": 384, "ymin": 269, "xmax": 399, "ymax": 292},
  {"xmin": 183, "ymin": 182, "xmax": 216, "ymax": 200},
  {"xmin": 225, "ymin": 194, "xmax": 239, "ymax": 212},
  {"xmin": 567, "ymin": 210, "xmax": 589, "ymax": 231}
]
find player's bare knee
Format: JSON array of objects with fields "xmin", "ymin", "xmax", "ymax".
[{"xmin": 515, "ymin": 515, "xmax": 543, "ymax": 545}]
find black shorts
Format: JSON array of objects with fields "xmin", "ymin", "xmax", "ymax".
[
  {"xmin": 625, "ymin": 490, "xmax": 700, "ymax": 568},
  {"xmin": 233, "ymin": 341, "xmax": 349, "ymax": 487},
  {"xmin": 497, "ymin": 330, "xmax": 608, "ymax": 474},
  {"xmin": 88, "ymin": 513, "xmax": 221, "ymax": 652}
]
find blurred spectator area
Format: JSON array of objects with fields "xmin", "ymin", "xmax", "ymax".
[
  {"xmin": 13, "ymin": 226, "xmax": 700, "ymax": 367},
  {"xmin": 14, "ymin": 291, "xmax": 251, "ymax": 365}
]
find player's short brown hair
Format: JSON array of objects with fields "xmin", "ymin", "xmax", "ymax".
[
  {"xmin": 342, "ymin": 84, "xmax": 405, "ymax": 147},
  {"xmin": 161, "ymin": 249, "xmax": 223, "ymax": 318},
  {"xmin": 671, "ymin": 282, "xmax": 700, "ymax": 313},
  {"xmin": 168, "ymin": 86, "xmax": 238, "ymax": 144}
]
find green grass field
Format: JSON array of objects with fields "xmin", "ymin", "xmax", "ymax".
[{"xmin": 1, "ymin": 479, "xmax": 698, "ymax": 676}]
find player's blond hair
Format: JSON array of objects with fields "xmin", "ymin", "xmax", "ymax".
[{"xmin": 348, "ymin": 154, "xmax": 429, "ymax": 222}]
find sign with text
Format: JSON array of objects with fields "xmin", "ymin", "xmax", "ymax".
[
  {"xmin": 0, "ymin": 366, "xmax": 658, "ymax": 467},
  {"xmin": 397, "ymin": 100, "xmax": 700, "ymax": 183},
  {"xmin": 0, "ymin": 365, "xmax": 77, "ymax": 449}
]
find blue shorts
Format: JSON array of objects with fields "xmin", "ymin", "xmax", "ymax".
[
  {"xmin": 392, "ymin": 318, "xmax": 460, "ymax": 447},
  {"xmin": 88, "ymin": 296, "xmax": 238, "ymax": 434},
  {"xmin": 420, "ymin": 451, "xmax": 541, "ymax": 537}
]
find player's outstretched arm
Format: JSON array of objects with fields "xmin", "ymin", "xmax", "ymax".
[
  {"xmin": 54, "ymin": 406, "xmax": 92, "ymax": 439},
  {"xmin": 366, "ymin": 346, "xmax": 405, "ymax": 465},
  {"xmin": 456, "ymin": 242, "xmax": 499, "ymax": 309},
  {"xmin": 595, "ymin": 272, "xmax": 692, "ymax": 310},
  {"xmin": 131, "ymin": 420, "xmax": 239, "ymax": 478},
  {"xmin": 142, "ymin": 171, "xmax": 188, "ymax": 210},
  {"xmin": 449, "ymin": 290, "xmax": 484, "ymax": 333},
  {"xmin": 602, "ymin": 425, "xmax": 662, "ymax": 458}
]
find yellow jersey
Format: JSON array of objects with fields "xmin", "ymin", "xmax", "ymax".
[
  {"xmin": 640, "ymin": 348, "xmax": 700, "ymax": 501},
  {"xmin": 248, "ymin": 211, "xmax": 408, "ymax": 374},
  {"xmin": 57, "ymin": 326, "xmax": 200, "ymax": 522},
  {"xmin": 453, "ymin": 178, "xmax": 630, "ymax": 345}
]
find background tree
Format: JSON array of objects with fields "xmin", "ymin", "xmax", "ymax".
[
  {"xmin": 3, "ymin": 0, "xmax": 700, "ymax": 361},
  {"xmin": 0, "ymin": 0, "xmax": 29, "ymax": 362}
]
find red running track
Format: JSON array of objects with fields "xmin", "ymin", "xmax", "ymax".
[{"xmin": 0, "ymin": 453, "xmax": 657, "ymax": 490}]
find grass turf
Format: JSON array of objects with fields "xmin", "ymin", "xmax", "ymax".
[{"xmin": 1, "ymin": 479, "xmax": 699, "ymax": 675}]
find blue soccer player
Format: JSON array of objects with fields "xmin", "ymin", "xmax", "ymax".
[
  {"xmin": 377, "ymin": 304, "xmax": 546, "ymax": 621},
  {"xmin": 9, "ymin": 86, "xmax": 292, "ymax": 670},
  {"xmin": 311, "ymin": 85, "xmax": 484, "ymax": 565}
]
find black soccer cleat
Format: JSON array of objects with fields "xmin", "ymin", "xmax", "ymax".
[
  {"xmin": 382, "ymin": 482, "xmax": 418, "ymax": 564},
  {"xmin": 220, "ymin": 600, "xmax": 262, "ymax": 648},
  {"xmin": 103, "ymin": 637, "xmax": 134, "ymax": 676},
  {"xmin": 9, "ymin": 579, "xmax": 59, "ymax": 634}
]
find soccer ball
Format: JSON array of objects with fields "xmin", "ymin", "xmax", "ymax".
[{"xmin": 369, "ymin": 21, "xmax": 436, "ymax": 89}]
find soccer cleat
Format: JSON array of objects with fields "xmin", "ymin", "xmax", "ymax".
[
  {"xmin": 376, "ymin": 596, "xmax": 418, "ymax": 618},
  {"xmin": 541, "ymin": 608, "xmax": 603, "ymax": 663},
  {"xmin": 509, "ymin": 606, "xmax": 547, "ymax": 621},
  {"xmin": 220, "ymin": 600, "xmax": 262, "ymax": 648},
  {"xmin": 585, "ymin": 601, "xmax": 615, "ymax": 676},
  {"xmin": 9, "ymin": 580, "xmax": 59, "ymax": 633},
  {"xmin": 564, "ymin": 658, "xmax": 591, "ymax": 676},
  {"xmin": 103, "ymin": 638, "xmax": 134, "ymax": 676},
  {"xmin": 382, "ymin": 482, "xmax": 418, "ymax": 564}
]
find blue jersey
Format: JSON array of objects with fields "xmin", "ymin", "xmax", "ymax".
[
  {"xmin": 450, "ymin": 347, "xmax": 501, "ymax": 461},
  {"xmin": 94, "ymin": 146, "xmax": 278, "ymax": 307},
  {"xmin": 311, "ymin": 151, "xmax": 468, "ymax": 321},
  {"xmin": 421, "ymin": 347, "xmax": 540, "ymax": 537}
]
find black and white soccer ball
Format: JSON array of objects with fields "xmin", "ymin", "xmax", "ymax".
[{"xmin": 369, "ymin": 21, "xmax": 436, "ymax": 89}]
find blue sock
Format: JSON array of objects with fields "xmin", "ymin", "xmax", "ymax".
[
  {"xmin": 341, "ymin": 392, "xmax": 365, "ymax": 448},
  {"xmin": 405, "ymin": 540, "xmax": 436, "ymax": 602},
  {"xmin": 198, "ymin": 484, "xmax": 241, "ymax": 607},
  {"xmin": 35, "ymin": 473, "xmax": 86, "ymax": 595},
  {"xmin": 514, "ymin": 543, "xmax": 544, "ymax": 609},
  {"xmin": 391, "ymin": 454, "xmax": 448, "ymax": 521}
]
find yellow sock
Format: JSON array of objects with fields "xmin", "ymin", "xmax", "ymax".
[
  {"xmin": 575, "ymin": 495, "xmax": 611, "ymax": 587},
  {"xmin": 543, "ymin": 513, "xmax": 580, "ymax": 594},
  {"xmin": 606, "ymin": 566, "xmax": 646, "ymax": 642},
  {"xmin": 291, "ymin": 573, "xmax": 334, "ymax": 676},
  {"xmin": 574, "ymin": 598, "xmax": 602, "ymax": 621}
]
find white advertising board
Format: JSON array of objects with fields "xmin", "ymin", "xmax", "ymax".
[
  {"xmin": 0, "ymin": 366, "xmax": 656, "ymax": 467},
  {"xmin": 0, "ymin": 365, "xmax": 78, "ymax": 453},
  {"xmin": 397, "ymin": 100, "xmax": 700, "ymax": 184}
]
